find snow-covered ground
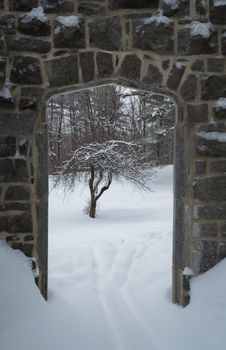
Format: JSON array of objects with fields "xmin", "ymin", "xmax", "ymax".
[{"xmin": 1, "ymin": 166, "xmax": 226, "ymax": 350}]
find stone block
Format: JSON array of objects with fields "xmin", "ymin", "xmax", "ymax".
[
  {"xmin": 162, "ymin": 59, "xmax": 170, "ymax": 70},
  {"xmin": 44, "ymin": 55, "xmax": 78, "ymax": 87},
  {"xmin": 193, "ymin": 241, "xmax": 226, "ymax": 274},
  {"xmin": 53, "ymin": 17, "xmax": 85, "ymax": 49},
  {"xmin": 191, "ymin": 59, "xmax": 205, "ymax": 72},
  {"xmin": 222, "ymin": 32, "xmax": 226, "ymax": 55},
  {"xmin": 198, "ymin": 123, "xmax": 225, "ymax": 133},
  {"xmin": 143, "ymin": 64, "xmax": 162, "ymax": 86},
  {"xmin": 0, "ymin": 0, "xmax": 4, "ymax": 10},
  {"xmin": 10, "ymin": 56, "xmax": 42, "ymax": 85},
  {"xmin": 193, "ymin": 222, "xmax": 218, "ymax": 238},
  {"xmin": 79, "ymin": 52, "xmax": 94, "ymax": 83},
  {"xmin": 178, "ymin": 27, "xmax": 218, "ymax": 55},
  {"xmin": 6, "ymin": 36, "xmax": 51, "ymax": 54},
  {"xmin": 0, "ymin": 15, "xmax": 16, "ymax": 35},
  {"xmin": 210, "ymin": 160, "xmax": 226, "ymax": 173},
  {"xmin": 193, "ymin": 176, "xmax": 226, "ymax": 201},
  {"xmin": 0, "ymin": 57, "xmax": 6, "ymax": 84},
  {"xmin": 0, "ymin": 113, "xmax": 36, "ymax": 135},
  {"xmin": 201, "ymin": 75, "xmax": 226, "ymax": 100},
  {"xmin": 18, "ymin": 11, "xmax": 51, "ymax": 36},
  {"xmin": 5, "ymin": 186, "xmax": 31, "ymax": 200},
  {"xmin": 19, "ymin": 98, "xmax": 37, "ymax": 111},
  {"xmin": 0, "ymin": 203, "xmax": 30, "ymax": 212},
  {"xmin": 187, "ymin": 104, "xmax": 208, "ymax": 123},
  {"xmin": 119, "ymin": 54, "xmax": 141, "ymax": 81},
  {"xmin": 133, "ymin": 17, "xmax": 174, "ymax": 54},
  {"xmin": 0, "ymin": 86, "xmax": 15, "ymax": 109},
  {"xmin": 96, "ymin": 52, "xmax": 114, "ymax": 78},
  {"xmin": 196, "ymin": 130, "xmax": 226, "ymax": 157},
  {"xmin": 89, "ymin": 17, "xmax": 122, "ymax": 51},
  {"xmin": 213, "ymin": 100, "xmax": 226, "ymax": 120},
  {"xmin": 78, "ymin": 2, "xmax": 106, "ymax": 15},
  {"xmin": 9, "ymin": 0, "xmax": 38, "ymax": 11},
  {"xmin": 194, "ymin": 204, "xmax": 226, "ymax": 220},
  {"xmin": 166, "ymin": 62, "xmax": 186, "ymax": 90},
  {"xmin": 42, "ymin": 0, "xmax": 74, "ymax": 13},
  {"xmin": 195, "ymin": 160, "xmax": 207, "ymax": 175},
  {"xmin": 0, "ymin": 159, "xmax": 28, "ymax": 182},
  {"xmin": 196, "ymin": 0, "xmax": 207, "ymax": 15},
  {"xmin": 10, "ymin": 243, "xmax": 33, "ymax": 257},
  {"xmin": 109, "ymin": 0, "xmax": 158, "ymax": 9},
  {"xmin": 0, "ymin": 136, "xmax": 16, "ymax": 157},
  {"xmin": 207, "ymin": 58, "xmax": 225, "ymax": 73},
  {"xmin": 181, "ymin": 74, "xmax": 197, "ymax": 101},
  {"xmin": 161, "ymin": 0, "xmax": 189, "ymax": 17},
  {"xmin": 221, "ymin": 224, "xmax": 226, "ymax": 238},
  {"xmin": 210, "ymin": 0, "xmax": 226, "ymax": 24},
  {"xmin": 21, "ymin": 87, "xmax": 44, "ymax": 99}
]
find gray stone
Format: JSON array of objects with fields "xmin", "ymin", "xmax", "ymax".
[
  {"xmin": 78, "ymin": 2, "xmax": 106, "ymax": 15},
  {"xmin": 79, "ymin": 52, "xmax": 94, "ymax": 83},
  {"xmin": 0, "ymin": 203, "xmax": 31, "ymax": 211},
  {"xmin": 196, "ymin": 0, "xmax": 207, "ymax": 15},
  {"xmin": 21, "ymin": 87, "xmax": 44, "ymax": 99},
  {"xmin": 162, "ymin": 0, "xmax": 189, "ymax": 17},
  {"xmin": 197, "ymin": 131, "xmax": 226, "ymax": 157},
  {"xmin": 0, "ymin": 113, "xmax": 36, "ymax": 135},
  {"xmin": 19, "ymin": 140, "xmax": 30, "ymax": 156},
  {"xmin": 10, "ymin": 56, "xmax": 42, "ymax": 85},
  {"xmin": 19, "ymin": 98, "xmax": 37, "ymax": 111},
  {"xmin": 194, "ymin": 204, "xmax": 226, "ymax": 220},
  {"xmin": 193, "ymin": 176, "xmax": 226, "ymax": 201},
  {"xmin": 191, "ymin": 59, "xmax": 205, "ymax": 72},
  {"xmin": 96, "ymin": 52, "xmax": 114, "ymax": 78},
  {"xmin": 6, "ymin": 36, "xmax": 51, "ymax": 54},
  {"xmin": 0, "ymin": 137, "xmax": 16, "ymax": 157},
  {"xmin": 53, "ymin": 18, "xmax": 85, "ymax": 49},
  {"xmin": 42, "ymin": 0, "xmax": 74, "ymax": 13},
  {"xmin": 166, "ymin": 62, "xmax": 186, "ymax": 90},
  {"xmin": 119, "ymin": 54, "xmax": 141, "ymax": 81},
  {"xmin": 5, "ymin": 186, "xmax": 31, "ymax": 200},
  {"xmin": 10, "ymin": 243, "xmax": 33, "ymax": 257},
  {"xmin": 18, "ymin": 13, "xmax": 51, "ymax": 37},
  {"xmin": 198, "ymin": 123, "xmax": 226, "ymax": 133},
  {"xmin": 0, "ymin": 88, "xmax": 15, "ymax": 109},
  {"xmin": 210, "ymin": 0, "xmax": 226, "ymax": 24},
  {"xmin": 207, "ymin": 58, "xmax": 225, "ymax": 73},
  {"xmin": 193, "ymin": 222, "xmax": 218, "ymax": 238},
  {"xmin": 178, "ymin": 28, "xmax": 218, "ymax": 55},
  {"xmin": 0, "ymin": 57, "xmax": 6, "ymax": 84},
  {"xmin": 195, "ymin": 160, "xmax": 207, "ymax": 175},
  {"xmin": 0, "ymin": 15, "xmax": 16, "ymax": 35},
  {"xmin": 143, "ymin": 64, "xmax": 162, "ymax": 86},
  {"xmin": 187, "ymin": 104, "xmax": 208, "ymax": 123},
  {"xmin": 221, "ymin": 224, "xmax": 226, "ymax": 238},
  {"xmin": 223, "ymin": 32, "xmax": 226, "ymax": 55},
  {"xmin": 133, "ymin": 18, "xmax": 174, "ymax": 54},
  {"xmin": 201, "ymin": 75, "xmax": 226, "ymax": 100},
  {"xmin": 44, "ymin": 55, "xmax": 78, "ymax": 87},
  {"xmin": 9, "ymin": 0, "xmax": 38, "ymax": 11},
  {"xmin": 181, "ymin": 74, "xmax": 197, "ymax": 101},
  {"xmin": 0, "ymin": 0, "xmax": 4, "ymax": 10},
  {"xmin": 193, "ymin": 241, "xmax": 226, "ymax": 274},
  {"xmin": 210, "ymin": 160, "xmax": 226, "ymax": 173},
  {"xmin": 109, "ymin": 0, "xmax": 158, "ymax": 9},
  {"xmin": 213, "ymin": 104, "xmax": 226, "ymax": 120},
  {"xmin": 89, "ymin": 17, "xmax": 122, "ymax": 51},
  {"xmin": 0, "ymin": 159, "xmax": 28, "ymax": 182},
  {"xmin": 162, "ymin": 59, "xmax": 170, "ymax": 70}
]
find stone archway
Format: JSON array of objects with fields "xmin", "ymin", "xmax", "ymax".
[{"xmin": 0, "ymin": 0, "xmax": 226, "ymax": 307}]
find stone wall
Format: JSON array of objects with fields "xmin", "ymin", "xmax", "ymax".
[{"xmin": 0, "ymin": 0, "xmax": 226, "ymax": 306}]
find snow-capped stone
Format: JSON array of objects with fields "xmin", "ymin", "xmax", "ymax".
[
  {"xmin": 144, "ymin": 11, "xmax": 172, "ymax": 26},
  {"xmin": 20, "ymin": 6, "xmax": 48, "ymax": 24},
  {"xmin": 187, "ymin": 21, "xmax": 214, "ymax": 38}
]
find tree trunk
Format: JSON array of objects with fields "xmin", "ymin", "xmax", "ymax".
[{"xmin": 89, "ymin": 197, "xmax": 97, "ymax": 218}]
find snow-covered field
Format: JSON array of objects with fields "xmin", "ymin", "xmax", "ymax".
[{"xmin": 1, "ymin": 166, "xmax": 226, "ymax": 350}]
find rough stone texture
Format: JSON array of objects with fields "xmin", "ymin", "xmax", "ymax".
[
  {"xmin": 143, "ymin": 64, "xmax": 162, "ymax": 86},
  {"xmin": 0, "ymin": 159, "xmax": 28, "ymax": 182},
  {"xmin": 10, "ymin": 56, "xmax": 42, "ymax": 85},
  {"xmin": 166, "ymin": 62, "xmax": 186, "ymax": 91},
  {"xmin": 5, "ymin": 186, "xmax": 31, "ymax": 200},
  {"xmin": 96, "ymin": 52, "xmax": 114, "ymax": 78},
  {"xmin": 162, "ymin": 59, "xmax": 170, "ymax": 70},
  {"xmin": 191, "ymin": 59, "xmax": 205, "ymax": 72},
  {"xmin": 79, "ymin": 52, "xmax": 94, "ymax": 82},
  {"xmin": 133, "ymin": 18, "xmax": 174, "ymax": 54},
  {"xmin": 0, "ymin": 57, "xmax": 6, "ymax": 84},
  {"xmin": 223, "ymin": 32, "xmax": 226, "ymax": 55},
  {"xmin": 207, "ymin": 58, "xmax": 225, "ymax": 73},
  {"xmin": 119, "ymin": 54, "xmax": 141, "ymax": 81},
  {"xmin": 0, "ymin": 113, "xmax": 36, "ymax": 135},
  {"xmin": 0, "ymin": 137, "xmax": 16, "ymax": 157},
  {"xmin": 196, "ymin": 131, "xmax": 226, "ymax": 157},
  {"xmin": 109, "ymin": 0, "xmax": 158, "ymax": 9},
  {"xmin": 42, "ymin": 0, "xmax": 74, "ymax": 13},
  {"xmin": 53, "ymin": 18, "xmax": 85, "ymax": 49},
  {"xmin": 19, "ymin": 98, "xmax": 37, "ymax": 111},
  {"xmin": 44, "ymin": 55, "xmax": 78, "ymax": 87},
  {"xmin": 196, "ymin": 0, "xmax": 207, "ymax": 15},
  {"xmin": 18, "ymin": 14, "xmax": 51, "ymax": 37},
  {"xmin": 0, "ymin": 15, "xmax": 16, "ymax": 35},
  {"xmin": 195, "ymin": 160, "xmax": 207, "ymax": 175},
  {"xmin": 6, "ymin": 36, "xmax": 51, "ymax": 54},
  {"xmin": 89, "ymin": 17, "xmax": 122, "ymax": 51},
  {"xmin": 78, "ymin": 2, "xmax": 106, "ymax": 15},
  {"xmin": 161, "ymin": 0, "xmax": 189, "ymax": 17},
  {"xmin": 178, "ymin": 28, "xmax": 218, "ymax": 55},
  {"xmin": 193, "ymin": 222, "xmax": 218, "ymax": 238},
  {"xmin": 213, "ymin": 104, "xmax": 226, "ymax": 120},
  {"xmin": 0, "ymin": 88, "xmax": 15, "ymax": 109},
  {"xmin": 201, "ymin": 75, "xmax": 226, "ymax": 100},
  {"xmin": 193, "ymin": 176, "xmax": 226, "ymax": 202},
  {"xmin": 0, "ymin": 0, "xmax": 4, "ymax": 10},
  {"xmin": 193, "ymin": 241, "xmax": 226, "ymax": 274},
  {"xmin": 9, "ymin": 0, "xmax": 38, "ymax": 11},
  {"xmin": 210, "ymin": 160, "xmax": 226, "ymax": 174},
  {"xmin": 187, "ymin": 104, "xmax": 208, "ymax": 123},
  {"xmin": 210, "ymin": 0, "xmax": 226, "ymax": 24},
  {"xmin": 181, "ymin": 74, "xmax": 197, "ymax": 101},
  {"xmin": 194, "ymin": 204, "xmax": 226, "ymax": 220}
]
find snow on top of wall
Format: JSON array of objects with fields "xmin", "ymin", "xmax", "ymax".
[
  {"xmin": 183, "ymin": 267, "xmax": 193, "ymax": 276},
  {"xmin": 214, "ymin": 98, "xmax": 226, "ymax": 109},
  {"xmin": 175, "ymin": 61, "xmax": 186, "ymax": 69},
  {"xmin": 144, "ymin": 10, "xmax": 172, "ymax": 26},
  {"xmin": 20, "ymin": 6, "xmax": 48, "ymax": 23},
  {"xmin": 57, "ymin": 16, "xmax": 80, "ymax": 27},
  {"xmin": 198, "ymin": 131, "xmax": 226, "ymax": 142},
  {"xmin": 162, "ymin": 0, "xmax": 179, "ymax": 9},
  {"xmin": 187, "ymin": 21, "xmax": 214, "ymax": 38},
  {"xmin": 0, "ymin": 85, "xmax": 13, "ymax": 99},
  {"xmin": 214, "ymin": 0, "xmax": 226, "ymax": 6}
]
